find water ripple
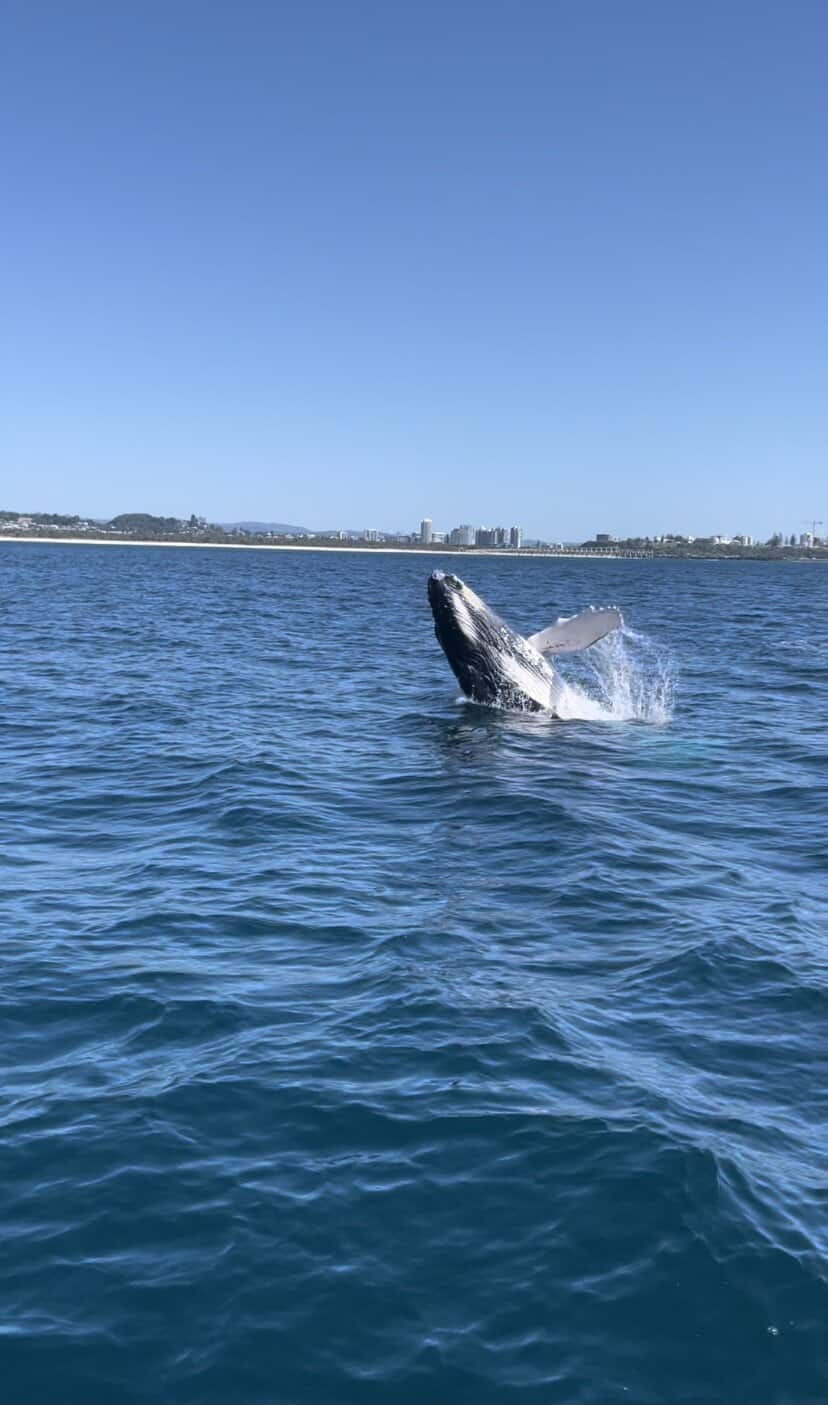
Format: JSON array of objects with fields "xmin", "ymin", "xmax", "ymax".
[{"xmin": 2, "ymin": 544, "xmax": 828, "ymax": 1403}]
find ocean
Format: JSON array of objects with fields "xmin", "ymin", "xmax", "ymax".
[{"xmin": 3, "ymin": 541, "xmax": 827, "ymax": 1403}]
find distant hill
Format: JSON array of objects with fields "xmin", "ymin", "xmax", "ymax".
[
  {"xmin": 110, "ymin": 512, "xmax": 182, "ymax": 533},
  {"xmin": 221, "ymin": 521, "xmax": 312, "ymax": 535}
]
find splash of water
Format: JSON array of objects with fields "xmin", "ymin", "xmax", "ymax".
[{"xmin": 555, "ymin": 627, "xmax": 675, "ymax": 724}]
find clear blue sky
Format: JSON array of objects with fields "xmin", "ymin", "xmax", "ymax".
[{"xmin": 3, "ymin": 0, "xmax": 827, "ymax": 540}]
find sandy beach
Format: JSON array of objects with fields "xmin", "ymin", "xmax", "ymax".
[{"xmin": 0, "ymin": 536, "xmax": 622, "ymax": 560}]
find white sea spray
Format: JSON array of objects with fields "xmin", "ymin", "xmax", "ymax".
[{"xmin": 554, "ymin": 627, "xmax": 676, "ymax": 724}]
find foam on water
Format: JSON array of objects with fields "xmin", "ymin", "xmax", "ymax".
[{"xmin": 555, "ymin": 626, "xmax": 675, "ymax": 723}]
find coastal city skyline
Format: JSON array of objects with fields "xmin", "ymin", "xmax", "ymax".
[
  {"xmin": 2, "ymin": 505, "xmax": 824, "ymax": 553},
  {"xmin": 3, "ymin": 488, "xmax": 824, "ymax": 552}
]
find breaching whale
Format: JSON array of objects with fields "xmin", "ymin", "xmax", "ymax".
[{"xmin": 427, "ymin": 571, "xmax": 623, "ymax": 714}]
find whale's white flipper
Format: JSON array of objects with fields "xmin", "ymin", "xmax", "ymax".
[{"xmin": 528, "ymin": 606, "xmax": 623, "ymax": 656}]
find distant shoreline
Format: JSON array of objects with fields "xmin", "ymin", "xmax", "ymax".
[
  {"xmin": 0, "ymin": 536, "xmax": 628, "ymax": 559},
  {"xmin": 0, "ymin": 535, "xmax": 823, "ymax": 562}
]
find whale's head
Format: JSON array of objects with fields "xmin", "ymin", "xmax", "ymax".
[{"xmin": 427, "ymin": 570, "xmax": 553, "ymax": 711}]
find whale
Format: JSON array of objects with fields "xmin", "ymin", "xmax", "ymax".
[{"xmin": 427, "ymin": 570, "xmax": 623, "ymax": 714}]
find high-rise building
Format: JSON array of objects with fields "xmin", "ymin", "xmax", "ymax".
[
  {"xmin": 420, "ymin": 518, "xmax": 433, "ymax": 544},
  {"xmin": 509, "ymin": 526, "xmax": 522, "ymax": 549},
  {"xmin": 450, "ymin": 524, "xmax": 476, "ymax": 546},
  {"xmin": 475, "ymin": 527, "xmax": 495, "ymax": 547}
]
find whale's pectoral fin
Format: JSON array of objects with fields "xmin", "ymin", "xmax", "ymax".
[{"xmin": 528, "ymin": 606, "xmax": 623, "ymax": 655}]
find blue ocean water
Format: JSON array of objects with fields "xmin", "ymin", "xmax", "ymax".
[{"xmin": 2, "ymin": 541, "xmax": 827, "ymax": 1404}]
